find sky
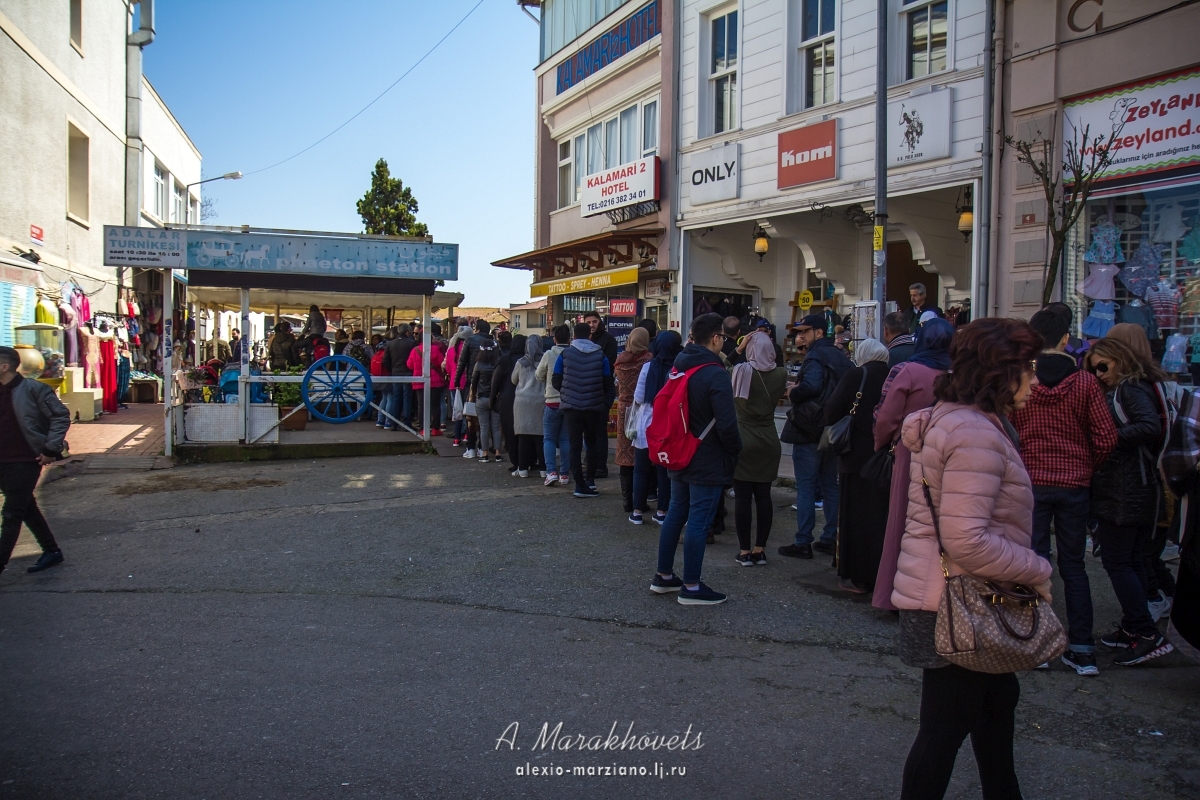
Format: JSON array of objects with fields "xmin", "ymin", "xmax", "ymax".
[{"xmin": 143, "ymin": 0, "xmax": 540, "ymax": 308}]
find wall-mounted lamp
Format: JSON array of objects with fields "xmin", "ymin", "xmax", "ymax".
[
  {"xmin": 753, "ymin": 225, "xmax": 769, "ymax": 261},
  {"xmin": 635, "ymin": 242, "xmax": 650, "ymax": 260},
  {"xmin": 956, "ymin": 186, "xmax": 974, "ymax": 242}
]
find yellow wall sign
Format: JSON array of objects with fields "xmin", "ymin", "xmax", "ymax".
[
  {"xmin": 873, "ymin": 225, "xmax": 884, "ymax": 251},
  {"xmin": 798, "ymin": 290, "xmax": 814, "ymax": 310},
  {"xmin": 530, "ymin": 264, "xmax": 640, "ymax": 298}
]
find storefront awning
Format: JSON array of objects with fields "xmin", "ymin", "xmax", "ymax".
[
  {"xmin": 185, "ymin": 286, "xmax": 465, "ymax": 316},
  {"xmin": 491, "ymin": 228, "xmax": 663, "ymax": 273}
]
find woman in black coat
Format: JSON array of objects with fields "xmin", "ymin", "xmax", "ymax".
[
  {"xmin": 492, "ymin": 333, "xmax": 523, "ymax": 472},
  {"xmin": 824, "ymin": 338, "xmax": 891, "ymax": 594},
  {"xmin": 1086, "ymin": 337, "xmax": 1172, "ymax": 663}
]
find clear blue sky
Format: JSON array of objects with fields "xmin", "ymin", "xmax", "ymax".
[{"xmin": 143, "ymin": 0, "xmax": 540, "ymax": 308}]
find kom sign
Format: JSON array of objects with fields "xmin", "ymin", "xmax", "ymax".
[
  {"xmin": 778, "ymin": 120, "xmax": 838, "ymax": 189},
  {"xmin": 581, "ymin": 156, "xmax": 660, "ymax": 217}
]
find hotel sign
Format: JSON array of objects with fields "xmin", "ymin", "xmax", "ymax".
[
  {"xmin": 555, "ymin": 0, "xmax": 661, "ymax": 95},
  {"xmin": 531, "ymin": 264, "xmax": 640, "ymax": 298},
  {"xmin": 580, "ymin": 156, "xmax": 660, "ymax": 218}
]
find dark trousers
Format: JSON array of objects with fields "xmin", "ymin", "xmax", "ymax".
[
  {"xmin": 1145, "ymin": 523, "xmax": 1176, "ymax": 598},
  {"xmin": 633, "ymin": 448, "xmax": 672, "ymax": 516},
  {"xmin": 500, "ymin": 400, "xmax": 517, "ymax": 467},
  {"xmin": 516, "ymin": 434, "xmax": 543, "ymax": 471},
  {"xmin": 734, "ymin": 479, "xmax": 773, "ymax": 551},
  {"xmin": 0, "ymin": 461, "xmax": 58, "ymax": 570},
  {"xmin": 416, "ymin": 387, "xmax": 443, "ymax": 430},
  {"xmin": 1096, "ymin": 521, "xmax": 1158, "ymax": 637},
  {"xmin": 1031, "ymin": 485, "xmax": 1094, "ymax": 650},
  {"xmin": 592, "ymin": 402, "xmax": 612, "ymax": 475},
  {"xmin": 901, "ymin": 664, "xmax": 1023, "ymax": 800},
  {"xmin": 565, "ymin": 409, "xmax": 606, "ymax": 490}
]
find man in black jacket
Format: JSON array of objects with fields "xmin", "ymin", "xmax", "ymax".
[
  {"xmin": 650, "ymin": 313, "xmax": 742, "ymax": 606},
  {"xmin": 780, "ymin": 314, "xmax": 853, "ymax": 560},
  {"xmin": 382, "ymin": 324, "xmax": 417, "ymax": 430},
  {"xmin": 882, "ymin": 311, "xmax": 915, "ymax": 367},
  {"xmin": 903, "ymin": 283, "xmax": 943, "ymax": 334},
  {"xmin": 584, "ymin": 310, "xmax": 618, "ymax": 478},
  {"xmin": 456, "ymin": 319, "xmax": 493, "ymax": 397}
]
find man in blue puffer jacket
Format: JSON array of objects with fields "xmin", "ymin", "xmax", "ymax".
[
  {"xmin": 553, "ymin": 323, "xmax": 615, "ymax": 498},
  {"xmin": 651, "ymin": 313, "xmax": 742, "ymax": 606}
]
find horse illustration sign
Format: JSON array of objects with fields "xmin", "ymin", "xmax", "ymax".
[
  {"xmin": 887, "ymin": 89, "xmax": 951, "ymax": 167},
  {"xmin": 103, "ymin": 227, "xmax": 459, "ymax": 280}
]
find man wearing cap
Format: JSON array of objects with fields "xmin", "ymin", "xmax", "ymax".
[
  {"xmin": 0, "ymin": 346, "xmax": 70, "ymax": 577},
  {"xmin": 779, "ymin": 314, "xmax": 852, "ymax": 559}
]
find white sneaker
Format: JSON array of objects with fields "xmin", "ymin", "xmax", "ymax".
[
  {"xmin": 559, "ymin": 474, "xmax": 571, "ymax": 486},
  {"xmin": 1148, "ymin": 590, "xmax": 1174, "ymax": 622},
  {"xmin": 515, "ymin": 469, "xmax": 528, "ymax": 478},
  {"xmin": 539, "ymin": 470, "xmax": 548, "ymax": 478},
  {"xmin": 544, "ymin": 472, "xmax": 558, "ymax": 486},
  {"xmin": 462, "ymin": 449, "xmax": 477, "ymax": 459}
]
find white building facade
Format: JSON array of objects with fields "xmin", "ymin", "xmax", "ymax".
[
  {"xmin": 0, "ymin": 0, "xmax": 200, "ymax": 334},
  {"xmin": 675, "ymin": 0, "xmax": 986, "ymax": 345}
]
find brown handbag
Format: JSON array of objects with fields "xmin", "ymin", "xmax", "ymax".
[{"xmin": 921, "ymin": 478, "xmax": 1068, "ymax": 673}]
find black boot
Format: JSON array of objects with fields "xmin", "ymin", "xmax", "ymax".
[{"xmin": 619, "ymin": 467, "xmax": 634, "ymax": 513}]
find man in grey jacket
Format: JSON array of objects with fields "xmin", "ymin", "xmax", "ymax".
[{"xmin": 0, "ymin": 347, "xmax": 70, "ymax": 576}]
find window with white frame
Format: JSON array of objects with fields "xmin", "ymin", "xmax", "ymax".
[
  {"xmin": 556, "ymin": 98, "xmax": 658, "ymax": 209},
  {"xmin": 904, "ymin": 0, "xmax": 948, "ymax": 81},
  {"xmin": 800, "ymin": 0, "xmax": 835, "ymax": 108},
  {"xmin": 69, "ymin": 0, "xmax": 82, "ymax": 52},
  {"xmin": 189, "ymin": 196, "xmax": 199, "ymax": 224},
  {"xmin": 709, "ymin": 9, "xmax": 738, "ymax": 135},
  {"xmin": 153, "ymin": 164, "xmax": 167, "ymax": 221},
  {"xmin": 172, "ymin": 182, "xmax": 186, "ymax": 224},
  {"xmin": 67, "ymin": 123, "xmax": 89, "ymax": 221}
]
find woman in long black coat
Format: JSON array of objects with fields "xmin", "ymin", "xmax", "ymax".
[{"xmin": 824, "ymin": 338, "xmax": 891, "ymax": 593}]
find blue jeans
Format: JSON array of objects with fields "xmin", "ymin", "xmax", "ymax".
[
  {"xmin": 383, "ymin": 383, "xmax": 403, "ymax": 429},
  {"xmin": 1032, "ymin": 485, "xmax": 1094, "ymax": 651},
  {"xmin": 792, "ymin": 442, "xmax": 838, "ymax": 546},
  {"xmin": 400, "ymin": 382, "xmax": 414, "ymax": 424},
  {"xmin": 656, "ymin": 480, "xmax": 723, "ymax": 585},
  {"xmin": 542, "ymin": 405, "xmax": 570, "ymax": 476}
]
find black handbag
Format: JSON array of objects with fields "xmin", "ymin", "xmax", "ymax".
[
  {"xmin": 860, "ymin": 442, "xmax": 896, "ymax": 489},
  {"xmin": 818, "ymin": 370, "xmax": 868, "ymax": 456}
]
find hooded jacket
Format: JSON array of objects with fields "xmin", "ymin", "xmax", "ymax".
[
  {"xmin": 891, "ymin": 402, "xmax": 1051, "ymax": 612},
  {"xmin": 1090, "ymin": 379, "xmax": 1165, "ymax": 526},
  {"xmin": 536, "ymin": 344, "xmax": 567, "ymax": 404},
  {"xmin": 552, "ymin": 338, "xmax": 613, "ymax": 412},
  {"xmin": 1011, "ymin": 351, "xmax": 1117, "ymax": 488},
  {"xmin": 591, "ymin": 321, "xmax": 619, "ymax": 375},
  {"xmin": 407, "ymin": 337, "xmax": 447, "ymax": 389},
  {"xmin": 667, "ymin": 344, "xmax": 743, "ymax": 486}
]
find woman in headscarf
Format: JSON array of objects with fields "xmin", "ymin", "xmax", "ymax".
[
  {"xmin": 870, "ymin": 317, "xmax": 954, "ymax": 609},
  {"xmin": 615, "ymin": 327, "xmax": 654, "ymax": 516},
  {"xmin": 824, "ymin": 338, "xmax": 892, "ymax": 592},
  {"xmin": 730, "ymin": 331, "xmax": 788, "ymax": 565},
  {"xmin": 511, "ymin": 334, "xmax": 547, "ymax": 477},
  {"xmin": 631, "ymin": 331, "xmax": 683, "ymax": 524}
]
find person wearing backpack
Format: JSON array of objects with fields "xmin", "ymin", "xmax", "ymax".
[
  {"xmin": 552, "ymin": 323, "xmax": 615, "ymax": 497},
  {"xmin": 779, "ymin": 313, "xmax": 853, "ymax": 560},
  {"xmin": 650, "ymin": 313, "xmax": 742, "ymax": 605}
]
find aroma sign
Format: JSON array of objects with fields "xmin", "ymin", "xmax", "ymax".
[{"xmin": 581, "ymin": 156, "xmax": 660, "ymax": 217}]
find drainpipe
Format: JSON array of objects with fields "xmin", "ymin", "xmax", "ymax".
[
  {"xmin": 121, "ymin": 0, "xmax": 154, "ymax": 306},
  {"xmin": 987, "ymin": 0, "xmax": 1006, "ymax": 316},
  {"xmin": 977, "ymin": 0, "xmax": 994, "ymax": 315}
]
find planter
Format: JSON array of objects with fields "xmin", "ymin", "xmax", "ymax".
[{"xmin": 280, "ymin": 406, "xmax": 309, "ymax": 431}]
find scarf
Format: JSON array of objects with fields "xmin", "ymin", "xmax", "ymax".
[
  {"xmin": 854, "ymin": 337, "xmax": 889, "ymax": 367},
  {"xmin": 731, "ymin": 332, "xmax": 776, "ymax": 399},
  {"xmin": 907, "ymin": 318, "xmax": 954, "ymax": 371},
  {"xmin": 626, "ymin": 326, "xmax": 650, "ymax": 354},
  {"xmin": 518, "ymin": 333, "xmax": 544, "ymax": 370}
]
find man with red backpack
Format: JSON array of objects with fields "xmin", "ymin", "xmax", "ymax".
[{"xmin": 650, "ymin": 313, "xmax": 742, "ymax": 605}]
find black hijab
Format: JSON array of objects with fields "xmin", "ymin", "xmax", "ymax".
[{"xmin": 644, "ymin": 330, "xmax": 683, "ymax": 404}]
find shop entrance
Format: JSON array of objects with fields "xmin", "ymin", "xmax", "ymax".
[
  {"xmin": 886, "ymin": 241, "xmax": 931, "ymax": 310},
  {"xmin": 692, "ymin": 289, "xmax": 757, "ymax": 323}
]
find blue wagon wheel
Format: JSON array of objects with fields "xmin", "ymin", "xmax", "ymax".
[{"xmin": 302, "ymin": 355, "xmax": 373, "ymax": 423}]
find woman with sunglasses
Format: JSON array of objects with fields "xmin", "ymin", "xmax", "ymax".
[{"xmin": 1086, "ymin": 337, "xmax": 1175, "ymax": 665}]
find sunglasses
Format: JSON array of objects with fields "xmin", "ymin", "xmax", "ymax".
[{"xmin": 1093, "ymin": 361, "xmax": 1110, "ymax": 374}]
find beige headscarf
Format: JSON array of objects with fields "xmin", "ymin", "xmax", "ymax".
[
  {"xmin": 853, "ymin": 337, "xmax": 889, "ymax": 367},
  {"xmin": 731, "ymin": 331, "xmax": 777, "ymax": 399},
  {"xmin": 626, "ymin": 326, "xmax": 650, "ymax": 354}
]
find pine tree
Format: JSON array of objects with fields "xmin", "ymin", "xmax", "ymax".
[{"xmin": 356, "ymin": 159, "xmax": 429, "ymax": 237}]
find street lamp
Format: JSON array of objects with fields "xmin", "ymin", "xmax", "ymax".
[{"xmin": 184, "ymin": 172, "xmax": 241, "ymax": 225}]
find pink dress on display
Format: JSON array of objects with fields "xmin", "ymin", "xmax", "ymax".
[{"xmin": 1076, "ymin": 264, "xmax": 1118, "ymax": 300}]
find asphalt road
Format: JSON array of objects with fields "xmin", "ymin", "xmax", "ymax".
[{"xmin": 1, "ymin": 452, "xmax": 1198, "ymax": 799}]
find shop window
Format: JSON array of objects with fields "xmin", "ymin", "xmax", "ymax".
[
  {"xmin": 709, "ymin": 9, "xmax": 738, "ymax": 135},
  {"xmin": 153, "ymin": 163, "xmax": 167, "ymax": 221},
  {"xmin": 905, "ymin": 0, "xmax": 948, "ymax": 81},
  {"xmin": 70, "ymin": 0, "xmax": 82, "ymax": 52},
  {"xmin": 801, "ymin": 0, "xmax": 836, "ymax": 109},
  {"xmin": 67, "ymin": 122, "xmax": 89, "ymax": 221},
  {"xmin": 642, "ymin": 101, "xmax": 658, "ymax": 156}
]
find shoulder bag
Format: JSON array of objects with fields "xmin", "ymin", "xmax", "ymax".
[
  {"xmin": 818, "ymin": 369, "xmax": 867, "ymax": 455},
  {"xmin": 783, "ymin": 364, "xmax": 836, "ymax": 443},
  {"xmin": 921, "ymin": 477, "xmax": 1067, "ymax": 673},
  {"xmin": 860, "ymin": 441, "xmax": 896, "ymax": 489}
]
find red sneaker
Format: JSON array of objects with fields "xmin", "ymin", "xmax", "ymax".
[{"xmin": 429, "ymin": 428, "xmax": 442, "ymax": 436}]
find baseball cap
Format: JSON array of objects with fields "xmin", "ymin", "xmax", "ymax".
[
  {"xmin": 754, "ymin": 317, "xmax": 772, "ymax": 329},
  {"xmin": 794, "ymin": 314, "xmax": 825, "ymax": 332}
]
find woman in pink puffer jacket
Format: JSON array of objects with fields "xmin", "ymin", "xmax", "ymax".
[{"xmin": 894, "ymin": 318, "xmax": 1051, "ymax": 800}]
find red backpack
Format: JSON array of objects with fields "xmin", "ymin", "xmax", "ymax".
[
  {"xmin": 369, "ymin": 349, "xmax": 386, "ymax": 376},
  {"xmin": 646, "ymin": 364, "xmax": 721, "ymax": 470}
]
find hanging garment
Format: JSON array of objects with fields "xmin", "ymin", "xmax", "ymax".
[
  {"xmin": 1182, "ymin": 277, "xmax": 1200, "ymax": 316},
  {"xmin": 1118, "ymin": 241, "xmax": 1164, "ymax": 298},
  {"xmin": 100, "ymin": 339, "xmax": 119, "ymax": 413},
  {"xmin": 58, "ymin": 302, "xmax": 78, "ymax": 366},
  {"xmin": 1081, "ymin": 300, "xmax": 1117, "ymax": 338},
  {"xmin": 1076, "ymin": 263, "xmax": 1118, "ymax": 300},
  {"xmin": 1146, "ymin": 281, "xmax": 1183, "ymax": 328},
  {"xmin": 1189, "ymin": 332, "xmax": 1200, "ymax": 365},
  {"xmin": 117, "ymin": 353, "xmax": 132, "ymax": 403},
  {"xmin": 1153, "ymin": 204, "xmax": 1188, "ymax": 243},
  {"xmin": 1163, "ymin": 333, "xmax": 1188, "ymax": 374},
  {"xmin": 1082, "ymin": 221, "xmax": 1126, "ymax": 263},
  {"xmin": 1117, "ymin": 302, "xmax": 1159, "ymax": 341},
  {"xmin": 35, "ymin": 298, "xmax": 56, "ymax": 324},
  {"xmin": 79, "ymin": 328, "xmax": 101, "ymax": 388},
  {"xmin": 1181, "ymin": 225, "xmax": 1200, "ymax": 262}
]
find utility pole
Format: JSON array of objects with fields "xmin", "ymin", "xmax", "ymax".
[{"xmin": 872, "ymin": 0, "xmax": 888, "ymax": 332}]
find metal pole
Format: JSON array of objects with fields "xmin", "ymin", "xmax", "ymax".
[
  {"xmin": 239, "ymin": 288, "xmax": 250, "ymax": 442},
  {"xmin": 162, "ymin": 269, "xmax": 173, "ymax": 456},
  {"xmin": 422, "ymin": 295, "xmax": 431, "ymax": 442},
  {"xmin": 872, "ymin": 0, "xmax": 889, "ymax": 335},
  {"xmin": 977, "ymin": 0, "xmax": 995, "ymax": 315}
]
